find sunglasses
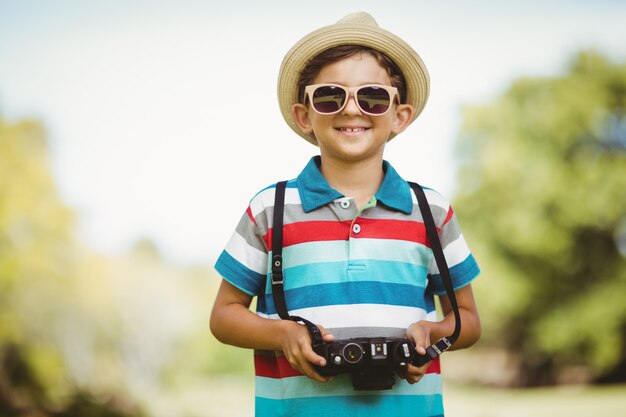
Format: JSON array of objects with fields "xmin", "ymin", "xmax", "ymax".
[{"xmin": 303, "ymin": 84, "xmax": 399, "ymax": 116}]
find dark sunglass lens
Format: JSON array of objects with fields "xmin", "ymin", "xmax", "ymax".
[
  {"xmin": 357, "ymin": 86, "xmax": 391, "ymax": 114},
  {"xmin": 312, "ymin": 86, "xmax": 346, "ymax": 113}
]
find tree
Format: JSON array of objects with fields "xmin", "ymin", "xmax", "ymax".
[
  {"xmin": 0, "ymin": 116, "xmax": 147, "ymax": 416},
  {"xmin": 454, "ymin": 51, "xmax": 626, "ymax": 386},
  {"xmin": 0, "ymin": 115, "xmax": 249, "ymax": 415}
]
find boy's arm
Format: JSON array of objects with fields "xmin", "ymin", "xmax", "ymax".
[
  {"xmin": 413, "ymin": 283, "xmax": 481, "ymax": 350},
  {"xmin": 210, "ymin": 279, "xmax": 334, "ymax": 382},
  {"xmin": 401, "ymin": 284, "xmax": 481, "ymax": 384}
]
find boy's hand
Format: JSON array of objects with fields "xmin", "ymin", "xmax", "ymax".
[
  {"xmin": 399, "ymin": 321, "xmax": 432, "ymax": 384},
  {"xmin": 280, "ymin": 321, "xmax": 335, "ymax": 383}
]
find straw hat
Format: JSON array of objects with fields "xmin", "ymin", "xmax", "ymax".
[{"xmin": 277, "ymin": 12, "xmax": 430, "ymax": 145}]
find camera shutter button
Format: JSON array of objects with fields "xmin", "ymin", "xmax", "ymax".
[{"xmin": 334, "ymin": 356, "xmax": 342, "ymax": 365}]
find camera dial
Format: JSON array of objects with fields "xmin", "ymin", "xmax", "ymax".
[{"xmin": 342, "ymin": 343, "xmax": 364, "ymax": 364}]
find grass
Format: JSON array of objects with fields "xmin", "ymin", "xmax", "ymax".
[
  {"xmin": 444, "ymin": 382, "xmax": 626, "ymax": 417},
  {"xmin": 143, "ymin": 377, "xmax": 626, "ymax": 417}
]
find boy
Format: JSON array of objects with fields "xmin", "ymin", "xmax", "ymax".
[{"xmin": 211, "ymin": 12, "xmax": 481, "ymax": 417}]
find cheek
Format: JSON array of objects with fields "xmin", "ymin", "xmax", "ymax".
[
  {"xmin": 309, "ymin": 114, "xmax": 334, "ymax": 129},
  {"xmin": 378, "ymin": 115, "xmax": 396, "ymax": 130}
]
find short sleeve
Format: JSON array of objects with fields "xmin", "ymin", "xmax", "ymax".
[
  {"xmin": 214, "ymin": 207, "xmax": 269, "ymax": 297},
  {"xmin": 426, "ymin": 199, "xmax": 480, "ymax": 295}
]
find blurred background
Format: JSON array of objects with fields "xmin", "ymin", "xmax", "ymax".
[{"xmin": 1, "ymin": 0, "xmax": 625, "ymax": 416}]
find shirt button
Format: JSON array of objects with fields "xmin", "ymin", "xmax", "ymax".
[
  {"xmin": 352, "ymin": 224, "xmax": 361, "ymax": 234},
  {"xmin": 340, "ymin": 200, "xmax": 350, "ymax": 209}
]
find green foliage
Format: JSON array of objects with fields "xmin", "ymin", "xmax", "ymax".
[
  {"xmin": 454, "ymin": 51, "xmax": 626, "ymax": 385},
  {"xmin": 0, "ymin": 117, "xmax": 147, "ymax": 415},
  {"xmin": 0, "ymin": 117, "xmax": 252, "ymax": 413}
]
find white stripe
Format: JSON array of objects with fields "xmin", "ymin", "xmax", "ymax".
[
  {"xmin": 225, "ymin": 231, "xmax": 267, "ymax": 275},
  {"xmin": 257, "ymin": 304, "xmax": 436, "ymax": 329},
  {"xmin": 249, "ymin": 186, "xmax": 301, "ymax": 218},
  {"xmin": 428, "ymin": 234, "xmax": 471, "ymax": 274},
  {"xmin": 411, "ymin": 187, "xmax": 449, "ymax": 212}
]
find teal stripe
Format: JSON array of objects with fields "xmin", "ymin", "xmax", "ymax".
[
  {"xmin": 281, "ymin": 239, "xmax": 432, "ymax": 269},
  {"xmin": 256, "ymin": 373, "xmax": 442, "ymax": 400},
  {"xmin": 256, "ymin": 391, "xmax": 444, "ymax": 417},
  {"xmin": 267, "ymin": 260, "xmax": 346, "ymax": 293},
  {"xmin": 266, "ymin": 260, "xmax": 428, "ymax": 293},
  {"xmin": 281, "ymin": 241, "xmax": 348, "ymax": 268},
  {"xmin": 429, "ymin": 254, "xmax": 480, "ymax": 295}
]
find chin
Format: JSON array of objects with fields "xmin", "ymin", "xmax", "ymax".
[{"xmin": 332, "ymin": 148, "xmax": 383, "ymax": 163}]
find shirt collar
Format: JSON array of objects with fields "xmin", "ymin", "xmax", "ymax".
[{"xmin": 296, "ymin": 156, "xmax": 413, "ymax": 214}]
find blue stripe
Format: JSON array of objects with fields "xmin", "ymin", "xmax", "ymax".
[
  {"xmin": 265, "ymin": 260, "xmax": 429, "ymax": 293},
  {"xmin": 214, "ymin": 250, "xmax": 266, "ymax": 296},
  {"xmin": 428, "ymin": 254, "xmax": 480, "ymax": 295},
  {"xmin": 256, "ymin": 393, "xmax": 444, "ymax": 417},
  {"xmin": 259, "ymin": 281, "xmax": 435, "ymax": 315}
]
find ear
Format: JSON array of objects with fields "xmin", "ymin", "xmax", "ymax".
[
  {"xmin": 291, "ymin": 103, "xmax": 313, "ymax": 135},
  {"xmin": 391, "ymin": 104, "xmax": 416, "ymax": 135}
]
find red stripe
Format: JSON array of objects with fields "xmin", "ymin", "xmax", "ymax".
[
  {"xmin": 264, "ymin": 219, "xmax": 431, "ymax": 250},
  {"xmin": 427, "ymin": 356, "xmax": 441, "ymax": 374},
  {"xmin": 246, "ymin": 206, "xmax": 257, "ymax": 225},
  {"xmin": 254, "ymin": 353, "xmax": 441, "ymax": 379},
  {"xmin": 443, "ymin": 206, "xmax": 454, "ymax": 226},
  {"xmin": 255, "ymin": 354, "xmax": 302, "ymax": 378},
  {"xmin": 354, "ymin": 218, "xmax": 429, "ymax": 245},
  {"xmin": 265, "ymin": 220, "xmax": 352, "ymax": 251}
]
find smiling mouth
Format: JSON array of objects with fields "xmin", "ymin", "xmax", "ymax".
[{"xmin": 337, "ymin": 127, "xmax": 369, "ymax": 133}]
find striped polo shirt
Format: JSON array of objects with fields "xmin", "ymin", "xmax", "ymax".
[{"xmin": 214, "ymin": 156, "xmax": 480, "ymax": 417}]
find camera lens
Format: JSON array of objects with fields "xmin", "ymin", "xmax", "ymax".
[{"xmin": 342, "ymin": 343, "xmax": 364, "ymax": 364}]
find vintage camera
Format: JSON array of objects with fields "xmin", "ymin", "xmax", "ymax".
[{"xmin": 313, "ymin": 337, "xmax": 418, "ymax": 390}]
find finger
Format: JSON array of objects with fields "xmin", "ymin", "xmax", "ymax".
[
  {"xmin": 406, "ymin": 328, "xmax": 430, "ymax": 355},
  {"xmin": 404, "ymin": 364, "xmax": 426, "ymax": 384},
  {"xmin": 415, "ymin": 344, "xmax": 427, "ymax": 355},
  {"xmin": 283, "ymin": 348, "xmax": 303, "ymax": 372},
  {"xmin": 289, "ymin": 346, "xmax": 331, "ymax": 383},
  {"xmin": 301, "ymin": 341, "xmax": 327, "ymax": 367},
  {"xmin": 316, "ymin": 324, "xmax": 335, "ymax": 342},
  {"xmin": 298, "ymin": 359, "xmax": 332, "ymax": 383},
  {"xmin": 298, "ymin": 341, "xmax": 335, "ymax": 383},
  {"xmin": 406, "ymin": 363, "xmax": 428, "ymax": 376},
  {"xmin": 406, "ymin": 374, "xmax": 423, "ymax": 384}
]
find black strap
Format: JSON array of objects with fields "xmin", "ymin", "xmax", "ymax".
[
  {"xmin": 409, "ymin": 182, "xmax": 461, "ymax": 366},
  {"xmin": 271, "ymin": 181, "xmax": 322, "ymax": 345},
  {"xmin": 271, "ymin": 181, "xmax": 288, "ymax": 319}
]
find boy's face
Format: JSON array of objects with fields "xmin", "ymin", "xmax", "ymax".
[{"xmin": 291, "ymin": 53, "xmax": 415, "ymax": 165}]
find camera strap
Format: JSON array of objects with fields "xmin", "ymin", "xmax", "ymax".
[
  {"xmin": 270, "ymin": 180, "xmax": 461, "ymax": 363},
  {"xmin": 408, "ymin": 182, "xmax": 461, "ymax": 366},
  {"xmin": 271, "ymin": 180, "xmax": 322, "ymax": 346}
]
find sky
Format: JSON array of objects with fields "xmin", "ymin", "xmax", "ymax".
[{"xmin": 1, "ymin": 0, "xmax": 625, "ymax": 265}]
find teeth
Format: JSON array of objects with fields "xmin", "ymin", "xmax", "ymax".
[{"xmin": 341, "ymin": 127, "xmax": 366, "ymax": 133}]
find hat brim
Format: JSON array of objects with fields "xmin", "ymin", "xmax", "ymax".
[{"xmin": 278, "ymin": 20, "xmax": 429, "ymax": 145}]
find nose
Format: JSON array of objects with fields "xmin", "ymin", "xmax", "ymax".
[{"xmin": 342, "ymin": 92, "xmax": 362, "ymax": 115}]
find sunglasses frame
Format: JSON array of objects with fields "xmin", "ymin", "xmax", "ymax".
[{"xmin": 303, "ymin": 83, "xmax": 399, "ymax": 116}]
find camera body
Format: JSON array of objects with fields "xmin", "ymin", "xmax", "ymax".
[{"xmin": 313, "ymin": 337, "xmax": 417, "ymax": 390}]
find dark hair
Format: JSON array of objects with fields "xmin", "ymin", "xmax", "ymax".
[{"xmin": 296, "ymin": 45, "xmax": 407, "ymax": 105}]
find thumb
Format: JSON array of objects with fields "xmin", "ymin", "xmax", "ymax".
[{"xmin": 407, "ymin": 323, "xmax": 430, "ymax": 355}]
